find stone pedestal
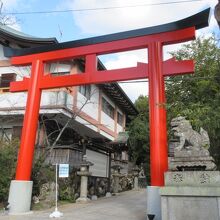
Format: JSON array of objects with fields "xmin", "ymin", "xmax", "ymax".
[
  {"xmin": 91, "ymin": 195, "xmax": 97, "ymax": 201},
  {"xmin": 133, "ymin": 176, "xmax": 139, "ymax": 190},
  {"xmin": 8, "ymin": 180, "xmax": 33, "ymax": 215},
  {"xmin": 170, "ymin": 148, "xmax": 216, "ymax": 171},
  {"xmin": 160, "ymin": 171, "xmax": 220, "ymax": 220},
  {"xmin": 112, "ymin": 172, "xmax": 121, "ymax": 194},
  {"xmin": 76, "ymin": 157, "xmax": 93, "ymax": 203},
  {"xmin": 163, "ymin": 116, "xmax": 220, "ymax": 220},
  {"xmin": 105, "ymin": 192, "xmax": 112, "ymax": 198},
  {"xmin": 147, "ymin": 186, "xmax": 161, "ymax": 220},
  {"xmin": 111, "ymin": 165, "xmax": 123, "ymax": 194},
  {"xmin": 132, "ymin": 168, "xmax": 139, "ymax": 190}
]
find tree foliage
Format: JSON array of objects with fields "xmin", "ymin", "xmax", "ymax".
[
  {"xmin": 166, "ymin": 36, "xmax": 220, "ymax": 167},
  {"xmin": 0, "ymin": 140, "xmax": 18, "ymax": 203},
  {"xmin": 128, "ymin": 95, "xmax": 150, "ymax": 181},
  {"xmin": 128, "ymin": 36, "xmax": 220, "ymax": 176},
  {"xmin": 31, "ymin": 157, "xmax": 55, "ymax": 198}
]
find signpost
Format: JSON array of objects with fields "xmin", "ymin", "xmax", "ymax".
[
  {"xmin": 49, "ymin": 164, "xmax": 69, "ymax": 218},
  {"xmin": 59, "ymin": 164, "xmax": 69, "ymax": 178}
]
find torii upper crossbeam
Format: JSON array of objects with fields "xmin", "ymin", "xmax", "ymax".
[{"xmin": 5, "ymin": 9, "xmax": 210, "ymax": 188}]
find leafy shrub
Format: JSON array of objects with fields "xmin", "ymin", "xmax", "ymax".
[
  {"xmin": 0, "ymin": 140, "xmax": 18, "ymax": 203},
  {"xmin": 31, "ymin": 157, "xmax": 55, "ymax": 197}
]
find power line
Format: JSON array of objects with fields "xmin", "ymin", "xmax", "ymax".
[
  {"xmin": 2, "ymin": 0, "xmax": 203, "ymax": 15},
  {"xmin": 118, "ymin": 76, "xmax": 220, "ymax": 83}
]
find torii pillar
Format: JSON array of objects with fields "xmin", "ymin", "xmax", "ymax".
[{"xmin": 4, "ymin": 9, "xmax": 210, "ymax": 218}]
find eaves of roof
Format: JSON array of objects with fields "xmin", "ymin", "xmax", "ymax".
[{"xmin": 0, "ymin": 24, "xmax": 57, "ymax": 47}]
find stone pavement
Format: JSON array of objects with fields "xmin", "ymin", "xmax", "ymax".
[{"xmin": 0, "ymin": 189, "xmax": 147, "ymax": 220}]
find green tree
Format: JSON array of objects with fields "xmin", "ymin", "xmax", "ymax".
[
  {"xmin": 128, "ymin": 36, "xmax": 220, "ymax": 180},
  {"xmin": 166, "ymin": 36, "xmax": 220, "ymax": 167},
  {"xmin": 128, "ymin": 95, "xmax": 150, "ymax": 181}
]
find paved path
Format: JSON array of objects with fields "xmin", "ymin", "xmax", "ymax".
[{"xmin": 0, "ymin": 190, "xmax": 147, "ymax": 220}]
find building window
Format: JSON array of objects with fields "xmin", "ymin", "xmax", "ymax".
[
  {"xmin": 102, "ymin": 97, "xmax": 114, "ymax": 119},
  {"xmin": 79, "ymin": 85, "xmax": 91, "ymax": 99},
  {"xmin": 117, "ymin": 112, "xmax": 123, "ymax": 126},
  {"xmin": 0, "ymin": 73, "xmax": 16, "ymax": 88}
]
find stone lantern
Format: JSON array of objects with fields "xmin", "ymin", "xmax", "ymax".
[
  {"xmin": 76, "ymin": 155, "xmax": 93, "ymax": 203},
  {"xmin": 111, "ymin": 165, "xmax": 123, "ymax": 194}
]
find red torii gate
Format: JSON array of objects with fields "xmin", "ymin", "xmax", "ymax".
[
  {"xmin": 11, "ymin": 29, "xmax": 193, "ymax": 185},
  {"xmin": 6, "ymin": 8, "xmax": 209, "ymax": 215}
]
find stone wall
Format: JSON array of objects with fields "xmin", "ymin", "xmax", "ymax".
[{"xmin": 33, "ymin": 170, "xmax": 136, "ymax": 208}]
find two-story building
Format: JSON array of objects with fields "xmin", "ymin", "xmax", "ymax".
[{"xmin": 0, "ymin": 24, "xmax": 138, "ymax": 180}]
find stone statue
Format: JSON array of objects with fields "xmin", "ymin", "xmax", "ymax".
[
  {"xmin": 171, "ymin": 116, "xmax": 210, "ymax": 152},
  {"xmin": 138, "ymin": 167, "xmax": 145, "ymax": 177},
  {"xmin": 169, "ymin": 116, "xmax": 216, "ymax": 171},
  {"xmin": 164, "ymin": 116, "xmax": 220, "ymax": 220}
]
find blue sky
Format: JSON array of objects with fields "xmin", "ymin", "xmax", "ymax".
[
  {"xmin": 4, "ymin": 0, "xmax": 85, "ymax": 41},
  {"xmin": 2, "ymin": 0, "xmax": 219, "ymax": 101}
]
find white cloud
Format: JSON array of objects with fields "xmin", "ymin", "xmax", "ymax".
[
  {"xmin": 102, "ymin": 49, "xmax": 148, "ymax": 102},
  {"xmin": 103, "ymin": 49, "xmax": 147, "ymax": 69},
  {"xmin": 1, "ymin": 0, "xmax": 19, "ymax": 8},
  {"xmin": 66, "ymin": 0, "xmax": 216, "ymax": 35},
  {"xmin": 119, "ymin": 81, "xmax": 148, "ymax": 103},
  {"xmin": 63, "ymin": 0, "xmax": 218, "ymax": 101},
  {"xmin": 101, "ymin": 42, "xmax": 194, "ymax": 101}
]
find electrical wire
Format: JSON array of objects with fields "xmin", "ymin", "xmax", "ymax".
[{"xmin": 1, "ymin": 0, "xmax": 203, "ymax": 15}]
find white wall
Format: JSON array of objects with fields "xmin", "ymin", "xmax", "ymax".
[
  {"xmin": 0, "ymin": 90, "xmax": 72, "ymax": 108},
  {"xmin": 101, "ymin": 93, "xmax": 115, "ymax": 132},
  {"xmin": 100, "ymin": 130, "xmax": 114, "ymax": 141},
  {"xmin": 41, "ymin": 90, "xmax": 68, "ymax": 106},
  {"xmin": 75, "ymin": 116, "xmax": 98, "ymax": 132},
  {"xmin": 77, "ymin": 85, "xmax": 99, "ymax": 121},
  {"xmin": 116, "ymin": 107, "xmax": 124, "ymax": 133},
  {"xmin": 0, "ymin": 92, "xmax": 27, "ymax": 107},
  {"xmin": 117, "ymin": 124, "xmax": 124, "ymax": 133}
]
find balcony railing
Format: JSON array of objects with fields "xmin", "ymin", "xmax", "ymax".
[{"xmin": 0, "ymin": 90, "xmax": 73, "ymax": 110}]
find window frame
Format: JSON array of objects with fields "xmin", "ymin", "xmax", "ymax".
[
  {"xmin": 79, "ymin": 85, "xmax": 91, "ymax": 99},
  {"xmin": 102, "ymin": 97, "xmax": 115, "ymax": 119},
  {"xmin": 117, "ymin": 111, "xmax": 124, "ymax": 126}
]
